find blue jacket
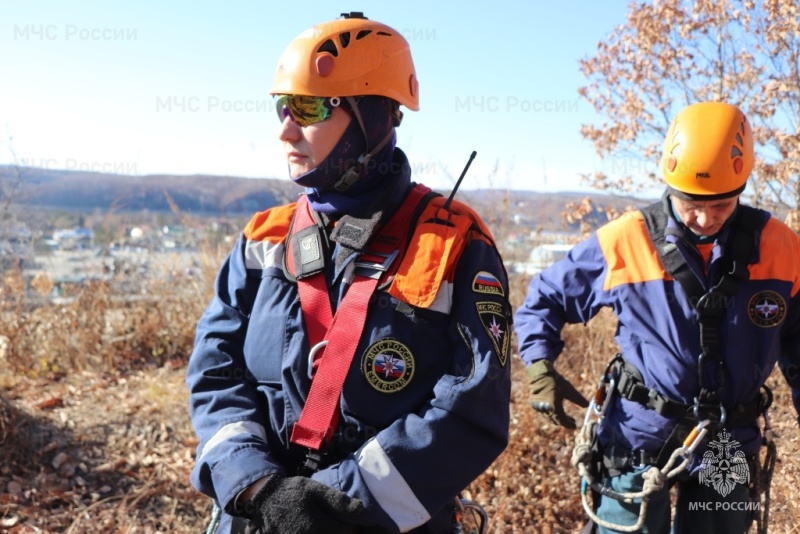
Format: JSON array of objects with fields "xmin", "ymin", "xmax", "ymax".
[
  {"xmin": 515, "ymin": 199, "xmax": 800, "ymax": 467},
  {"xmin": 187, "ymin": 181, "xmax": 512, "ymax": 533}
]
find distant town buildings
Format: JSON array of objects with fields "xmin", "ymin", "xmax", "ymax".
[
  {"xmin": 51, "ymin": 227, "xmax": 94, "ymax": 250},
  {"xmin": 4, "ymin": 220, "xmax": 212, "ymax": 305},
  {"xmin": 5, "ymin": 208, "xmax": 580, "ymax": 306},
  {"xmin": 514, "ymin": 243, "xmax": 575, "ymax": 276}
]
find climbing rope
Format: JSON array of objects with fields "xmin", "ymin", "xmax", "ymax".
[
  {"xmin": 571, "ymin": 416, "xmax": 710, "ymax": 532},
  {"xmin": 204, "ymin": 500, "xmax": 221, "ymax": 534},
  {"xmin": 752, "ymin": 409, "xmax": 776, "ymax": 534},
  {"xmin": 574, "ymin": 382, "xmax": 776, "ymax": 533}
]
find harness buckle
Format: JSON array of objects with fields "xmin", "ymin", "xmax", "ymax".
[
  {"xmin": 695, "ymin": 291, "xmax": 727, "ymax": 322},
  {"xmin": 307, "ymin": 340, "xmax": 329, "ymax": 379},
  {"xmin": 354, "ymin": 250, "xmax": 399, "ymax": 279},
  {"xmin": 298, "ymin": 448, "xmax": 326, "ymax": 476},
  {"xmin": 616, "ymin": 369, "xmax": 635, "ymax": 399}
]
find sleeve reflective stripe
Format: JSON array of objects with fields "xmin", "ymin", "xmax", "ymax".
[
  {"xmin": 245, "ymin": 240, "xmax": 284, "ymax": 270},
  {"xmin": 356, "ymin": 439, "xmax": 430, "ymax": 531},
  {"xmin": 199, "ymin": 420, "xmax": 268, "ymax": 459}
]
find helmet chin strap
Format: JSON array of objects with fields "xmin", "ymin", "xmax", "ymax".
[{"xmin": 332, "ymin": 96, "xmax": 394, "ymax": 192}]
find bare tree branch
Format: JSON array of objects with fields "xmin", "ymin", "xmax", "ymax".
[{"xmin": 579, "ymin": 0, "xmax": 800, "ymax": 218}]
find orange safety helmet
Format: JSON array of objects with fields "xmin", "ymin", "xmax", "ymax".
[
  {"xmin": 661, "ymin": 102, "xmax": 754, "ymax": 199},
  {"xmin": 271, "ymin": 12, "xmax": 419, "ymax": 111}
]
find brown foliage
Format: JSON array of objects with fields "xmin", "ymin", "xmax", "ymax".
[
  {"xmin": 1, "ymin": 273, "xmax": 207, "ymax": 376},
  {"xmin": 1, "ymin": 249, "xmax": 799, "ymax": 532},
  {"xmin": 579, "ymin": 0, "xmax": 800, "ymax": 217},
  {"xmin": 2, "ymin": 276, "xmax": 799, "ymax": 532},
  {"xmin": 561, "ymin": 196, "xmax": 642, "ymax": 238}
]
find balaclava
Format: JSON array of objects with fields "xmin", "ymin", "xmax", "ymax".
[{"xmin": 291, "ymin": 96, "xmax": 401, "ymax": 216}]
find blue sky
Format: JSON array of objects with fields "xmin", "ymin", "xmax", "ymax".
[{"xmin": 0, "ymin": 0, "xmax": 641, "ymax": 192}]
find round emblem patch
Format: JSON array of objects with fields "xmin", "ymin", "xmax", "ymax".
[
  {"xmin": 748, "ymin": 290, "xmax": 786, "ymax": 328},
  {"xmin": 362, "ymin": 338, "xmax": 415, "ymax": 394}
]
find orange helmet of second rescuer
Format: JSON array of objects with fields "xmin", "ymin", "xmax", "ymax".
[{"xmin": 661, "ymin": 101, "xmax": 754, "ymax": 199}]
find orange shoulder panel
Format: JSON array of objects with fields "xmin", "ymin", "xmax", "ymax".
[
  {"xmin": 426, "ymin": 196, "xmax": 496, "ymax": 243},
  {"xmin": 596, "ymin": 211, "xmax": 669, "ymax": 291},
  {"xmin": 243, "ymin": 203, "xmax": 297, "ymax": 243},
  {"xmin": 388, "ymin": 197, "xmax": 493, "ymax": 308},
  {"xmin": 750, "ymin": 217, "xmax": 800, "ymax": 296}
]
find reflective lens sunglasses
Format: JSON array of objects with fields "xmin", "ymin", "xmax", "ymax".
[{"xmin": 275, "ymin": 95, "xmax": 341, "ymax": 126}]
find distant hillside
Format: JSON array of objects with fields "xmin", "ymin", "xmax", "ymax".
[
  {"xmin": 0, "ymin": 166, "xmax": 300, "ymax": 215},
  {"xmin": 0, "ymin": 165, "xmax": 651, "ymax": 230},
  {"xmin": 455, "ymin": 188, "xmax": 652, "ymax": 231}
]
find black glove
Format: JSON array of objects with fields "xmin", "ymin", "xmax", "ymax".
[
  {"xmin": 239, "ymin": 474, "xmax": 363, "ymax": 534},
  {"xmin": 527, "ymin": 359, "xmax": 589, "ymax": 429}
]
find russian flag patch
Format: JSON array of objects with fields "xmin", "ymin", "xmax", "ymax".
[{"xmin": 472, "ymin": 271, "xmax": 504, "ymax": 296}]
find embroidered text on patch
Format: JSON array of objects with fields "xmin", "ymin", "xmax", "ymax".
[
  {"xmin": 362, "ymin": 338, "xmax": 415, "ymax": 393},
  {"xmin": 472, "ymin": 271, "xmax": 504, "ymax": 296},
  {"xmin": 476, "ymin": 301, "xmax": 509, "ymax": 365}
]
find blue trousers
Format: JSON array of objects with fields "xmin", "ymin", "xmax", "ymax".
[{"xmin": 594, "ymin": 466, "xmax": 754, "ymax": 534}]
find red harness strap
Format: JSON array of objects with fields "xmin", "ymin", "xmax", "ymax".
[
  {"xmin": 287, "ymin": 184, "xmax": 431, "ymax": 450},
  {"xmin": 284, "ymin": 207, "xmax": 332, "ymax": 350}
]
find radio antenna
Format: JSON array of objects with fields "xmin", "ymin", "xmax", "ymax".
[{"xmin": 442, "ymin": 151, "xmax": 477, "ymax": 212}]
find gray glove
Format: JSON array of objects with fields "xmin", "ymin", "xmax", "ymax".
[
  {"xmin": 237, "ymin": 475, "xmax": 363, "ymax": 534},
  {"xmin": 527, "ymin": 359, "xmax": 589, "ymax": 429}
]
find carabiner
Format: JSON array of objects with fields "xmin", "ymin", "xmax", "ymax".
[
  {"xmin": 683, "ymin": 419, "xmax": 711, "ymax": 454},
  {"xmin": 599, "ymin": 377, "xmax": 616, "ymax": 417},
  {"xmin": 585, "ymin": 377, "xmax": 615, "ymax": 426}
]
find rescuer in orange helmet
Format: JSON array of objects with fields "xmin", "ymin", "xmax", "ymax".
[
  {"xmin": 187, "ymin": 12, "xmax": 511, "ymax": 534},
  {"xmin": 516, "ymin": 100, "xmax": 800, "ymax": 533}
]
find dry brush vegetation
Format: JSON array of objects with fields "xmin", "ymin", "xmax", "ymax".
[{"xmin": 1, "ymin": 227, "xmax": 799, "ymax": 533}]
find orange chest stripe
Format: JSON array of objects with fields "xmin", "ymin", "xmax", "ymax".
[
  {"xmin": 597, "ymin": 213, "xmax": 800, "ymax": 297},
  {"xmin": 596, "ymin": 212, "xmax": 670, "ymax": 291},
  {"xmin": 748, "ymin": 218, "xmax": 800, "ymax": 296}
]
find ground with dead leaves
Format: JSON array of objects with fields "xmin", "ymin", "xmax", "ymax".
[
  {"xmin": 2, "ymin": 319, "xmax": 800, "ymax": 533},
  {"xmin": 1, "ymin": 365, "xmax": 208, "ymax": 532}
]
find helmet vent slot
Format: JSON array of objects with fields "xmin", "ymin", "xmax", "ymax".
[
  {"xmin": 339, "ymin": 31, "xmax": 351, "ymax": 48},
  {"xmin": 377, "ymin": 31, "xmax": 392, "ymax": 36},
  {"xmin": 356, "ymin": 30, "xmax": 372, "ymax": 40},
  {"xmin": 735, "ymin": 133, "xmax": 743, "ymax": 145},
  {"xmin": 731, "ymin": 146, "xmax": 743, "ymax": 158},
  {"xmin": 317, "ymin": 39, "xmax": 339, "ymax": 57}
]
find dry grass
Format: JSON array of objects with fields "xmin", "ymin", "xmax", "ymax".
[
  {"xmin": 1, "ymin": 268, "xmax": 206, "ymax": 376},
  {"xmin": 2, "ymin": 253, "xmax": 799, "ymax": 532}
]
